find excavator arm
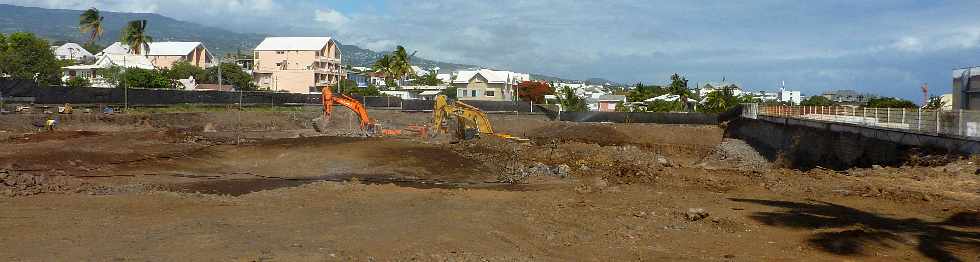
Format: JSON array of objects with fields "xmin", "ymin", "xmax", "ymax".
[
  {"xmin": 318, "ymin": 88, "xmax": 374, "ymax": 132},
  {"xmin": 433, "ymin": 95, "xmax": 494, "ymax": 139}
]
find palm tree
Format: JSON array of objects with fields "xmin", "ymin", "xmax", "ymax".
[
  {"xmin": 79, "ymin": 8, "xmax": 104, "ymax": 45},
  {"xmin": 372, "ymin": 54, "xmax": 395, "ymax": 87},
  {"xmin": 120, "ymin": 20, "xmax": 152, "ymax": 55},
  {"xmin": 390, "ymin": 45, "xmax": 416, "ymax": 83}
]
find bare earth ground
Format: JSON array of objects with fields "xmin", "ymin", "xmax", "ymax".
[{"xmin": 0, "ymin": 109, "xmax": 978, "ymax": 261}]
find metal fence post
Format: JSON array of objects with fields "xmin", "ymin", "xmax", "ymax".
[
  {"xmin": 917, "ymin": 109, "xmax": 922, "ymax": 131},
  {"xmin": 901, "ymin": 108, "xmax": 906, "ymax": 125},
  {"xmin": 886, "ymin": 108, "xmax": 890, "ymax": 124},
  {"xmin": 863, "ymin": 107, "xmax": 868, "ymax": 125}
]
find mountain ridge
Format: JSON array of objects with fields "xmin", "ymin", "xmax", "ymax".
[{"xmin": 0, "ymin": 4, "xmax": 607, "ymax": 84}]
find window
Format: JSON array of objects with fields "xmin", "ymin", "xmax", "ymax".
[
  {"xmin": 459, "ymin": 89, "xmax": 466, "ymax": 97},
  {"xmin": 485, "ymin": 90, "xmax": 495, "ymax": 97},
  {"xmin": 276, "ymin": 51, "xmax": 285, "ymax": 54},
  {"xmin": 471, "ymin": 90, "xmax": 478, "ymax": 97}
]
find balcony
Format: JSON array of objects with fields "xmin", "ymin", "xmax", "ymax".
[
  {"xmin": 317, "ymin": 56, "xmax": 341, "ymax": 63},
  {"xmin": 314, "ymin": 68, "xmax": 343, "ymax": 74},
  {"xmin": 316, "ymin": 80, "xmax": 336, "ymax": 86}
]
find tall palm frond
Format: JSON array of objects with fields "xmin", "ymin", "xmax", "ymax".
[
  {"xmin": 120, "ymin": 20, "xmax": 152, "ymax": 55},
  {"xmin": 372, "ymin": 54, "xmax": 395, "ymax": 83},
  {"xmin": 79, "ymin": 8, "xmax": 104, "ymax": 45}
]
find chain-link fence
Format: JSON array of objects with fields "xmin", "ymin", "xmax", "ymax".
[{"xmin": 750, "ymin": 105, "xmax": 980, "ymax": 139}]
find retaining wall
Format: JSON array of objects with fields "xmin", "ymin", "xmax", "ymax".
[{"xmin": 727, "ymin": 116, "xmax": 979, "ymax": 170}]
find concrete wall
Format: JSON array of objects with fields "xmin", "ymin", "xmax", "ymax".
[
  {"xmin": 952, "ymin": 72, "xmax": 980, "ymax": 110},
  {"xmin": 727, "ymin": 116, "xmax": 979, "ymax": 170},
  {"xmin": 150, "ymin": 55, "xmax": 184, "ymax": 69}
]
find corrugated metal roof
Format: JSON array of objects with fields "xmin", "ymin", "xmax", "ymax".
[
  {"xmin": 100, "ymin": 42, "xmax": 204, "ymax": 56},
  {"xmin": 254, "ymin": 37, "xmax": 333, "ymax": 51},
  {"xmin": 52, "ymin": 43, "xmax": 94, "ymax": 58},
  {"xmin": 453, "ymin": 69, "xmax": 509, "ymax": 84}
]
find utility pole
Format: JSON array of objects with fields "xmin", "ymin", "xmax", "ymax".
[
  {"xmin": 921, "ymin": 83, "xmax": 929, "ymax": 107},
  {"xmin": 123, "ymin": 55, "xmax": 128, "ymax": 112}
]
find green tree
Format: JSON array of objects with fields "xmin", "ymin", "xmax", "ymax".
[
  {"xmin": 120, "ymin": 20, "xmax": 152, "ymax": 55},
  {"xmin": 626, "ymin": 83, "xmax": 667, "ymax": 102},
  {"xmin": 412, "ymin": 70, "xmax": 443, "ymax": 86},
  {"xmin": 391, "ymin": 45, "xmax": 416, "ymax": 82},
  {"xmin": 0, "ymin": 32, "xmax": 63, "ymax": 85},
  {"xmin": 336, "ymin": 79, "xmax": 358, "ymax": 94},
  {"xmin": 866, "ymin": 97, "xmax": 917, "ymax": 108},
  {"xmin": 79, "ymin": 8, "xmax": 104, "ymax": 45},
  {"xmin": 646, "ymin": 99, "xmax": 686, "ymax": 112},
  {"xmin": 167, "ymin": 60, "xmax": 207, "ymax": 81},
  {"xmin": 346, "ymin": 84, "xmax": 382, "ymax": 96},
  {"xmin": 372, "ymin": 54, "xmax": 395, "ymax": 88},
  {"xmin": 700, "ymin": 88, "xmax": 746, "ymax": 113},
  {"xmin": 801, "ymin": 96, "xmax": 835, "ymax": 106},
  {"xmin": 97, "ymin": 66, "xmax": 123, "ymax": 87},
  {"xmin": 65, "ymin": 77, "xmax": 90, "ymax": 88},
  {"xmin": 557, "ymin": 86, "xmax": 588, "ymax": 112},
  {"xmin": 923, "ymin": 96, "xmax": 947, "ymax": 110},
  {"xmin": 372, "ymin": 45, "xmax": 416, "ymax": 89},
  {"xmin": 121, "ymin": 68, "xmax": 171, "ymax": 89},
  {"xmin": 666, "ymin": 73, "xmax": 692, "ymax": 98},
  {"xmin": 441, "ymin": 85, "xmax": 458, "ymax": 99},
  {"xmin": 204, "ymin": 62, "xmax": 255, "ymax": 91}
]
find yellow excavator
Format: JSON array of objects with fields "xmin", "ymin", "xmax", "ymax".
[{"xmin": 433, "ymin": 95, "xmax": 523, "ymax": 140}]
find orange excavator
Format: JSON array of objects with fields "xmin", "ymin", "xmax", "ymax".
[{"xmin": 313, "ymin": 87, "xmax": 375, "ymax": 133}]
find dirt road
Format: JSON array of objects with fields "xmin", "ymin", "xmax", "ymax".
[{"xmin": 0, "ymin": 111, "xmax": 977, "ymax": 261}]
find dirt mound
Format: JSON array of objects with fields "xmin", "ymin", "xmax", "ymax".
[
  {"xmin": 699, "ymin": 139, "xmax": 773, "ymax": 170},
  {"xmin": 8, "ymin": 130, "xmax": 102, "ymax": 143},
  {"xmin": 526, "ymin": 122, "xmax": 634, "ymax": 145},
  {"xmin": 0, "ymin": 170, "xmax": 90, "ymax": 196}
]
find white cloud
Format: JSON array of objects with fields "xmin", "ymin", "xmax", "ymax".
[
  {"xmin": 4, "ymin": 0, "xmax": 980, "ymax": 100},
  {"xmin": 893, "ymin": 37, "xmax": 924, "ymax": 52},
  {"xmin": 314, "ymin": 8, "xmax": 348, "ymax": 29}
]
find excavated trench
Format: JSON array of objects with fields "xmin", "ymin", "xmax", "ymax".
[{"xmin": 159, "ymin": 174, "xmax": 542, "ymax": 196}]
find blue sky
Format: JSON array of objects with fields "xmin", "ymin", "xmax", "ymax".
[{"xmin": 8, "ymin": 0, "xmax": 980, "ymax": 102}]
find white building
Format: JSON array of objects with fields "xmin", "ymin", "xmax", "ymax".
[
  {"xmin": 51, "ymin": 43, "xmax": 94, "ymax": 61},
  {"xmin": 99, "ymin": 42, "xmax": 213, "ymax": 69},
  {"xmin": 744, "ymin": 91, "xmax": 778, "ymax": 102},
  {"xmin": 61, "ymin": 53, "xmax": 156, "ymax": 87},
  {"xmin": 779, "ymin": 88, "xmax": 802, "ymax": 105},
  {"xmin": 452, "ymin": 69, "xmax": 530, "ymax": 101},
  {"xmin": 698, "ymin": 82, "xmax": 743, "ymax": 98}
]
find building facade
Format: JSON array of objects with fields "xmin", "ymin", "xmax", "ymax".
[
  {"xmin": 100, "ymin": 42, "xmax": 212, "ymax": 69},
  {"xmin": 252, "ymin": 37, "xmax": 344, "ymax": 93},
  {"xmin": 453, "ymin": 69, "xmax": 528, "ymax": 101},
  {"xmin": 953, "ymin": 67, "xmax": 980, "ymax": 110}
]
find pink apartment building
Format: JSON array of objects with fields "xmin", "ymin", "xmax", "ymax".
[{"xmin": 252, "ymin": 37, "xmax": 344, "ymax": 93}]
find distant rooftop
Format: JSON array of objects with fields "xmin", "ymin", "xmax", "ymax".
[
  {"xmin": 100, "ymin": 42, "xmax": 206, "ymax": 56},
  {"xmin": 254, "ymin": 37, "xmax": 333, "ymax": 51}
]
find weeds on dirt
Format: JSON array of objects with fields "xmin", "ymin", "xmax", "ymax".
[{"xmin": 128, "ymin": 104, "xmax": 308, "ymax": 113}]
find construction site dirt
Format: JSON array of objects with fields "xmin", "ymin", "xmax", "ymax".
[{"xmin": 1, "ymin": 109, "xmax": 977, "ymax": 261}]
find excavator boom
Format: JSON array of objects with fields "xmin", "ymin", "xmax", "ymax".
[
  {"xmin": 318, "ymin": 87, "xmax": 374, "ymax": 131},
  {"xmin": 433, "ymin": 95, "xmax": 494, "ymax": 139}
]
